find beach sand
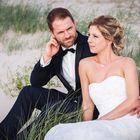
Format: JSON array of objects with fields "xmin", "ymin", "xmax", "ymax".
[
  {"xmin": 0, "ymin": 92, "xmax": 16, "ymax": 122},
  {"xmin": 0, "ymin": 49, "xmax": 40, "ymax": 122}
]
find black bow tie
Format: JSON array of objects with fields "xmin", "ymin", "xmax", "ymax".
[{"xmin": 62, "ymin": 48, "xmax": 75, "ymax": 56}]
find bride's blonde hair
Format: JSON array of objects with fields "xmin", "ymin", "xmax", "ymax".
[{"xmin": 88, "ymin": 15, "xmax": 124, "ymax": 55}]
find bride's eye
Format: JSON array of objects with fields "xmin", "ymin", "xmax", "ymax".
[{"xmin": 93, "ymin": 34, "xmax": 99, "ymax": 38}]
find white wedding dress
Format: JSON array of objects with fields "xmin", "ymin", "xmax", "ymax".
[{"xmin": 44, "ymin": 76, "xmax": 140, "ymax": 140}]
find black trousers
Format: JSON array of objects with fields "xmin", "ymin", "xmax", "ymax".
[{"xmin": 0, "ymin": 85, "xmax": 81, "ymax": 140}]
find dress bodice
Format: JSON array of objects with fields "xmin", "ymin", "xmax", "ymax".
[{"xmin": 89, "ymin": 76, "xmax": 127, "ymax": 117}]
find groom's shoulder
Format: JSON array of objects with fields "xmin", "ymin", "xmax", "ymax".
[{"xmin": 77, "ymin": 31, "xmax": 88, "ymax": 42}]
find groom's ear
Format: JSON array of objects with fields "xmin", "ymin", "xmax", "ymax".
[
  {"xmin": 51, "ymin": 33, "xmax": 55, "ymax": 38},
  {"xmin": 49, "ymin": 31, "xmax": 55, "ymax": 39}
]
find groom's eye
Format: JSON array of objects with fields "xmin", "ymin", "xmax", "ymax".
[{"xmin": 67, "ymin": 27, "xmax": 72, "ymax": 31}]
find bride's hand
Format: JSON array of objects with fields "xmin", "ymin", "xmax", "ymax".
[
  {"xmin": 98, "ymin": 115, "xmax": 110, "ymax": 120},
  {"xmin": 130, "ymin": 98, "xmax": 140, "ymax": 118}
]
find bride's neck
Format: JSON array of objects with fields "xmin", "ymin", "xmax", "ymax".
[{"xmin": 96, "ymin": 49, "xmax": 117, "ymax": 65}]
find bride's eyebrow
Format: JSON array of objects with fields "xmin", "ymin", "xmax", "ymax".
[{"xmin": 87, "ymin": 32, "xmax": 100, "ymax": 37}]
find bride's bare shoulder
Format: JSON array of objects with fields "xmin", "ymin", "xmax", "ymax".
[
  {"xmin": 122, "ymin": 57, "xmax": 137, "ymax": 72},
  {"xmin": 79, "ymin": 56, "xmax": 96, "ymax": 67},
  {"xmin": 122, "ymin": 57, "xmax": 137, "ymax": 69},
  {"xmin": 123, "ymin": 57, "xmax": 136, "ymax": 64}
]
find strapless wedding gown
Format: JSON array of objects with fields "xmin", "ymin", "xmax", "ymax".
[{"xmin": 44, "ymin": 76, "xmax": 140, "ymax": 140}]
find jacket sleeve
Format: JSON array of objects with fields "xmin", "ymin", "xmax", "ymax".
[{"xmin": 30, "ymin": 60, "xmax": 55, "ymax": 87}]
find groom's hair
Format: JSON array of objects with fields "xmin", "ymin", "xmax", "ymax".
[{"xmin": 47, "ymin": 7, "xmax": 74, "ymax": 31}]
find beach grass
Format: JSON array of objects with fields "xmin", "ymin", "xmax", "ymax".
[
  {"xmin": 18, "ymin": 97, "xmax": 82, "ymax": 140},
  {"xmin": 0, "ymin": 4, "xmax": 49, "ymax": 34}
]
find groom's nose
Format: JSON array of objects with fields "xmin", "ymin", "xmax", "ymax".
[{"xmin": 64, "ymin": 31, "xmax": 70, "ymax": 38}]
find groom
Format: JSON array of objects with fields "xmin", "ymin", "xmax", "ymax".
[{"xmin": 0, "ymin": 7, "xmax": 97, "ymax": 140}]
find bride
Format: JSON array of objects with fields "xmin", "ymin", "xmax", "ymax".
[{"xmin": 44, "ymin": 15, "xmax": 140, "ymax": 140}]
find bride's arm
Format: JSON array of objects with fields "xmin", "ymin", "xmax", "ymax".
[
  {"xmin": 79, "ymin": 59, "xmax": 94, "ymax": 121},
  {"xmin": 99, "ymin": 58, "xmax": 139, "ymax": 120}
]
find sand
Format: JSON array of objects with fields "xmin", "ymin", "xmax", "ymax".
[{"xmin": 0, "ymin": 49, "xmax": 41, "ymax": 122}]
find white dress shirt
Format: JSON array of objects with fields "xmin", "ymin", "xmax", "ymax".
[{"xmin": 40, "ymin": 44, "xmax": 77, "ymax": 91}]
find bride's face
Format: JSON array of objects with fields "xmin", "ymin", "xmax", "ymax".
[{"xmin": 88, "ymin": 25, "xmax": 111, "ymax": 54}]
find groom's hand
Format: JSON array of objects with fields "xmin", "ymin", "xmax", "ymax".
[
  {"xmin": 43, "ymin": 37, "xmax": 60, "ymax": 64},
  {"xmin": 130, "ymin": 99, "xmax": 140, "ymax": 118}
]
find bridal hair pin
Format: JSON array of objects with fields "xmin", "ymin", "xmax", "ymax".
[{"xmin": 113, "ymin": 42, "xmax": 117, "ymax": 49}]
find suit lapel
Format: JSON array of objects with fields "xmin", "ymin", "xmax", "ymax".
[
  {"xmin": 53, "ymin": 48, "xmax": 74, "ymax": 92},
  {"xmin": 74, "ymin": 31, "xmax": 92, "ymax": 90},
  {"xmin": 75, "ymin": 40, "xmax": 83, "ymax": 90}
]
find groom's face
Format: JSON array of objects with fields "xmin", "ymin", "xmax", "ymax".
[{"xmin": 51, "ymin": 17, "xmax": 77, "ymax": 49}]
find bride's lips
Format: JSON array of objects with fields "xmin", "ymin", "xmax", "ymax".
[{"xmin": 89, "ymin": 45, "xmax": 95, "ymax": 48}]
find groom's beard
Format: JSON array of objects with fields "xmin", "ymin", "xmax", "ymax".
[{"xmin": 55, "ymin": 34, "xmax": 77, "ymax": 48}]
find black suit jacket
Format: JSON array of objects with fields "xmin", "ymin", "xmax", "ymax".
[{"xmin": 30, "ymin": 31, "xmax": 94, "ymax": 93}]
